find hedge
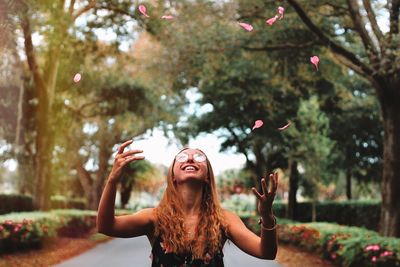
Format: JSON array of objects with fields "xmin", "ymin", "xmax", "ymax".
[
  {"xmin": 0, "ymin": 194, "xmax": 87, "ymax": 214},
  {"xmin": 0, "ymin": 209, "xmax": 97, "ymax": 254},
  {"xmin": 0, "ymin": 194, "xmax": 33, "ymax": 215},
  {"xmin": 242, "ymin": 215, "xmax": 399, "ymax": 267},
  {"xmin": 272, "ymin": 200, "xmax": 380, "ymax": 231},
  {"xmin": 279, "ymin": 220, "xmax": 399, "ymax": 267}
]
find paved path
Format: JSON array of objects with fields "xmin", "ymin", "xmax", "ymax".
[{"xmin": 55, "ymin": 236, "xmax": 282, "ymax": 267}]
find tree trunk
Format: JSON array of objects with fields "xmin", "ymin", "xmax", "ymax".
[
  {"xmin": 287, "ymin": 160, "xmax": 299, "ymax": 220},
  {"xmin": 311, "ymin": 200, "xmax": 317, "ymax": 222},
  {"xmin": 33, "ymin": 80, "xmax": 53, "ymax": 210},
  {"xmin": 346, "ymin": 167, "xmax": 352, "ymax": 200},
  {"xmin": 379, "ymin": 83, "xmax": 400, "ymax": 237},
  {"xmin": 120, "ymin": 181, "xmax": 133, "ymax": 209}
]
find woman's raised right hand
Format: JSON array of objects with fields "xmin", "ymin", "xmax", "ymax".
[{"xmin": 108, "ymin": 140, "xmax": 145, "ymax": 182}]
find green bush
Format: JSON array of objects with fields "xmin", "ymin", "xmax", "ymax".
[
  {"xmin": 221, "ymin": 193, "xmax": 256, "ymax": 217},
  {"xmin": 276, "ymin": 200, "xmax": 380, "ymax": 231},
  {"xmin": 0, "ymin": 194, "xmax": 33, "ymax": 215},
  {"xmin": 276, "ymin": 220, "xmax": 400, "ymax": 267},
  {"xmin": 0, "ymin": 210, "xmax": 96, "ymax": 254},
  {"xmin": 50, "ymin": 195, "xmax": 87, "ymax": 210}
]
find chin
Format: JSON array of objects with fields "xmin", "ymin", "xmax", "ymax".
[{"xmin": 178, "ymin": 175, "xmax": 206, "ymax": 183}]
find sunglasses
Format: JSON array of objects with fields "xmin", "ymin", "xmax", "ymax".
[{"xmin": 175, "ymin": 152, "xmax": 207, "ymax": 163}]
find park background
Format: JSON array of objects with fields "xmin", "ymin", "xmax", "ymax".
[{"xmin": 0, "ymin": 0, "xmax": 399, "ymax": 266}]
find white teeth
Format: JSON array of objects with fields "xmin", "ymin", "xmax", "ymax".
[{"xmin": 185, "ymin": 166, "xmax": 196, "ymax": 171}]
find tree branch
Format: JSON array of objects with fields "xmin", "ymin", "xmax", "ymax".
[
  {"xmin": 64, "ymin": 97, "xmax": 109, "ymax": 119},
  {"xmin": 362, "ymin": 0, "xmax": 384, "ymax": 42},
  {"xmin": 73, "ymin": 0, "xmax": 96, "ymax": 21},
  {"xmin": 20, "ymin": 12, "xmax": 46, "ymax": 91},
  {"xmin": 75, "ymin": 158, "xmax": 93, "ymax": 194},
  {"xmin": 346, "ymin": 0, "xmax": 379, "ymax": 57},
  {"xmin": 68, "ymin": 0, "xmax": 76, "ymax": 15},
  {"xmin": 389, "ymin": 0, "xmax": 399, "ymax": 34},
  {"xmin": 286, "ymin": 0, "xmax": 374, "ymax": 77},
  {"xmin": 243, "ymin": 40, "xmax": 317, "ymax": 51},
  {"xmin": 97, "ymin": 2, "xmax": 136, "ymax": 18}
]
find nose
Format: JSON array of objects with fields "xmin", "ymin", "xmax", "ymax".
[{"xmin": 187, "ymin": 154, "xmax": 194, "ymax": 162}]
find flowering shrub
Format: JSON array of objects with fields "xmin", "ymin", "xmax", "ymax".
[
  {"xmin": 277, "ymin": 220, "xmax": 400, "ymax": 267},
  {"xmin": 243, "ymin": 216, "xmax": 400, "ymax": 267},
  {"xmin": 278, "ymin": 224, "xmax": 321, "ymax": 251},
  {"xmin": 0, "ymin": 210, "xmax": 96, "ymax": 254}
]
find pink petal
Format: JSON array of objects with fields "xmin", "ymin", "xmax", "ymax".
[
  {"xmin": 73, "ymin": 73, "xmax": 81, "ymax": 83},
  {"xmin": 252, "ymin": 120, "xmax": 263, "ymax": 130},
  {"xmin": 238, "ymin": 22, "xmax": 253, "ymax": 32},
  {"xmin": 278, "ymin": 121, "xmax": 291, "ymax": 131},
  {"xmin": 138, "ymin": 4, "xmax": 150, "ymax": 17},
  {"xmin": 161, "ymin": 15, "xmax": 174, "ymax": 20},
  {"xmin": 266, "ymin": 16, "xmax": 278, "ymax": 26},
  {"xmin": 310, "ymin": 55, "xmax": 320, "ymax": 70},
  {"xmin": 372, "ymin": 256, "xmax": 377, "ymax": 262},
  {"xmin": 278, "ymin": 6, "xmax": 285, "ymax": 20}
]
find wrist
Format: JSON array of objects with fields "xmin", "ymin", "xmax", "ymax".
[
  {"xmin": 259, "ymin": 214, "xmax": 276, "ymax": 229},
  {"xmin": 261, "ymin": 212, "xmax": 274, "ymax": 223}
]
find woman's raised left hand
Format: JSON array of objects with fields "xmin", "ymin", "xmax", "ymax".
[{"xmin": 251, "ymin": 172, "xmax": 279, "ymax": 217}]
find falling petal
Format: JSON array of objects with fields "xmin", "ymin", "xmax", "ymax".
[
  {"xmin": 310, "ymin": 55, "xmax": 320, "ymax": 70},
  {"xmin": 161, "ymin": 15, "xmax": 174, "ymax": 20},
  {"xmin": 278, "ymin": 6, "xmax": 285, "ymax": 20},
  {"xmin": 278, "ymin": 121, "xmax": 291, "ymax": 131},
  {"xmin": 252, "ymin": 120, "xmax": 263, "ymax": 130},
  {"xmin": 266, "ymin": 16, "xmax": 278, "ymax": 26},
  {"xmin": 138, "ymin": 4, "xmax": 150, "ymax": 17},
  {"xmin": 238, "ymin": 22, "xmax": 253, "ymax": 32},
  {"xmin": 73, "ymin": 73, "xmax": 81, "ymax": 83}
]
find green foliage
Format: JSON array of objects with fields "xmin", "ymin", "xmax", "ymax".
[
  {"xmin": 217, "ymin": 168, "xmax": 254, "ymax": 193},
  {"xmin": 238, "ymin": 217, "xmax": 400, "ymax": 267},
  {"xmin": 0, "ymin": 209, "xmax": 97, "ymax": 254},
  {"xmin": 270, "ymin": 200, "xmax": 380, "ymax": 231},
  {"xmin": 284, "ymin": 96, "xmax": 336, "ymax": 198},
  {"xmin": 50, "ymin": 195, "xmax": 87, "ymax": 210},
  {"xmin": 272, "ymin": 220, "xmax": 400, "ymax": 267},
  {"xmin": 221, "ymin": 193, "xmax": 256, "ymax": 217},
  {"xmin": 0, "ymin": 194, "xmax": 33, "ymax": 215}
]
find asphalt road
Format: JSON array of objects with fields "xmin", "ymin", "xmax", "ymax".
[{"xmin": 55, "ymin": 236, "xmax": 282, "ymax": 267}]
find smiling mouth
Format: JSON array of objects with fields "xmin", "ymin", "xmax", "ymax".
[{"xmin": 184, "ymin": 166, "xmax": 197, "ymax": 171}]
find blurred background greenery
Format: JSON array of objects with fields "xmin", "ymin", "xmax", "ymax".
[{"xmin": 0, "ymin": 0, "xmax": 399, "ymax": 249}]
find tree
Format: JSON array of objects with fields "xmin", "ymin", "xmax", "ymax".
[
  {"xmin": 285, "ymin": 0, "xmax": 399, "ymax": 237},
  {"xmin": 327, "ymin": 76, "xmax": 383, "ymax": 200},
  {"xmin": 13, "ymin": 0, "xmax": 154, "ymax": 209},
  {"xmin": 284, "ymin": 96, "xmax": 335, "ymax": 221},
  {"xmin": 137, "ymin": 0, "xmax": 382, "ymax": 216}
]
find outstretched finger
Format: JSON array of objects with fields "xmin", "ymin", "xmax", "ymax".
[
  {"xmin": 120, "ymin": 149, "xmax": 144, "ymax": 158},
  {"xmin": 117, "ymin": 140, "xmax": 133, "ymax": 154},
  {"xmin": 251, "ymin": 187, "xmax": 262, "ymax": 199},
  {"xmin": 123, "ymin": 155, "xmax": 145, "ymax": 165},
  {"xmin": 261, "ymin": 177, "xmax": 269, "ymax": 195},
  {"xmin": 270, "ymin": 172, "xmax": 278, "ymax": 193}
]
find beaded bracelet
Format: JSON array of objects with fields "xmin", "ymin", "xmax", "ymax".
[{"xmin": 258, "ymin": 216, "xmax": 277, "ymax": 231}]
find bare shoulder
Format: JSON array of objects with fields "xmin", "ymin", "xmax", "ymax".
[
  {"xmin": 222, "ymin": 208, "xmax": 241, "ymax": 223},
  {"xmin": 221, "ymin": 209, "xmax": 243, "ymax": 235},
  {"xmin": 135, "ymin": 207, "xmax": 157, "ymax": 226}
]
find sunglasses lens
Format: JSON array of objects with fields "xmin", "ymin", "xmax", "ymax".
[
  {"xmin": 176, "ymin": 153, "xmax": 188, "ymax": 162},
  {"xmin": 194, "ymin": 153, "xmax": 206, "ymax": 162}
]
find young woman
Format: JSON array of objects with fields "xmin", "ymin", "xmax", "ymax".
[{"xmin": 97, "ymin": 140, "xmax": 278, "ymax": 266}]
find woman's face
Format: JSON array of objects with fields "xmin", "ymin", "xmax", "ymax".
[{"xmin": 172, "ymin": 148, "xmax": 209, "ymax": 184}]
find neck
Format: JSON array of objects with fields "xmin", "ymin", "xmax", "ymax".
[{"xmin": 176, "ymin": 180, "xmax": 204, "ymax": 216}]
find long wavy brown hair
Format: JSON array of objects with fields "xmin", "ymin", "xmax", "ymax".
[{"xmin": 154, "ymin": 148, "xmax": 228, "ymax": 260}]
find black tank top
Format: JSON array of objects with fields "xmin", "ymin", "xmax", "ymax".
[{"xmin": 150, "ymin": 234, "xmax": 225, "ymax": 266}]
